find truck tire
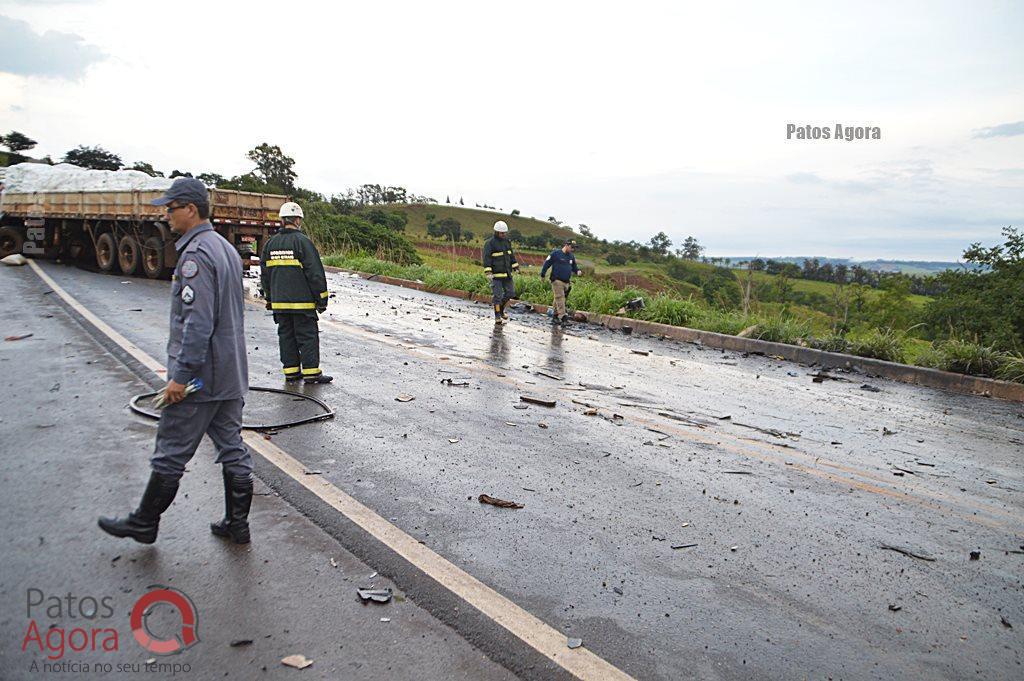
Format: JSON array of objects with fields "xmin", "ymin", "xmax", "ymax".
[
  {"xmin": 117, "ymin": 235, "xmax": 142, "ymax": 275},
  {"xmin": 95, "ymin": 232, "xmax": 119, "ymax": 272},
  {"xmin": 142, "ymin": 236, "xmax": 171, "ymax": 279},
  {"xmin": 0, "ymin": 227, "xmax": 25, "ymax": 259}
]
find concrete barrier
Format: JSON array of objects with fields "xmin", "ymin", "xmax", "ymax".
[{"xmin": 324, "ymin": 266, "xmax": 1024, "ymax": 403}]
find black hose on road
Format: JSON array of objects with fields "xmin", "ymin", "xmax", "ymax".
[{"xmin": 129, "ymin": 386, "xmax": 335, "ymax": 430}]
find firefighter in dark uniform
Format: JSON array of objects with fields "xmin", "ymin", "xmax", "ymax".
[
  {"xmin": 98, "ymin": 177, "xmax": 255, "ymax": 545},
  {"xmin": 482, "ymin": 220, "xmax": 520, "ymax": 324},
  {"xmin": 260, "ymin": 201, "xmax": 332, "ymax": 383}
]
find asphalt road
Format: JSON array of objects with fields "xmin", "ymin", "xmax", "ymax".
[{"xmin": 2, "ymin": 259, "xmax": 1022, "ymax": 680}]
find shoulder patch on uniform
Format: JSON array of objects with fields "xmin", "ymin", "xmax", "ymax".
[
  {"xmin": 181, "ymin": 285, "xmax": 195, "ymax": 304},
  {"xmin": 181, "ymin": 259, "xmax": 198, "ymax": 278}
]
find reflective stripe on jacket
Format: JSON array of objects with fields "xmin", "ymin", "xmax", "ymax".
[
  {"xmin": 259, "ymin": 227, "xmax": 329, "ymax": 313},
  {"xmin": 482, "ymin": 236, "xmax": 519, "ymax": 278}
]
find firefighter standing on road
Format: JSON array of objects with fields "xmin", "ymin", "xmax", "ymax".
[
  {"xmin": 260, "ymin": 202, "xmax": 333, "ymax": 384},
  {"xmin": 482, "ymin": 220, "xmax": 519, "ymax": 324},
  {"xmin": 540, "ymin": 239, "xmax": 581, "ymax": 325},
  {"xmin": 98, "ymin": 177, "xmax": 255, "ymax": 545}
]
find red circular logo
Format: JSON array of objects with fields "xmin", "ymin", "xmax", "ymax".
[{"xmin": 130, "ymin": 586, "xmax": 199, "ymax": 655}]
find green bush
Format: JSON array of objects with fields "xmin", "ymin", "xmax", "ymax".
[
  {"xmin": 808, "ymin": 334, "xmax": 851, "ymax": 354},
  {"xmin": 997, "ymin": 354, "xmax": 1024, "ymax": 383},
  {"xmin": 848, "ymin": 329, "xmax": 907, "ymax": 363},
  {"xmin": 754, "ymin": 315, "xmax": 811, "ymax": 345},
  {"xmin": 606, "ymin": 253, "xmax": 627, "ymax": 266}
]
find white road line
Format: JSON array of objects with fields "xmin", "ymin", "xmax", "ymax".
[{"xmin": 29, "ymin": 260, "xmax": 636, "ymax": 681}]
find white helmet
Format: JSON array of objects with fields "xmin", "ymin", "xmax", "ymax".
[
  {"xmin": 493, "ymin": 220, "xmax": 509, "ymax": 233},
  {"xmin": 279, "ymin": 202, "xmax": 304, "ymax": 219}
]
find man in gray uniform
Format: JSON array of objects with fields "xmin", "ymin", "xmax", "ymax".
[{"xmin": 99, "ymin": 177, "xmax": 255, "ymax": 545}]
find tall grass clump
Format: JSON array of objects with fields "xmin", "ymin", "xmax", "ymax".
[
  {"xmin": 754, "ymin": 315, "xmax": 812, "ymax": 345},
  {"xmin": 848, "ymin": 329, "xmax": 906, "ymax": 363}
]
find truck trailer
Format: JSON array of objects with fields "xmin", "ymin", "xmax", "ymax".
[{"xmin": 0, "ymin": 185, "xmax": 288, "ymax": 278}]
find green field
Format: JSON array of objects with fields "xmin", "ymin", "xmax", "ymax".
[
  {"xmin": 381, "ymin": 203, "xmax": 577, "ymax": 243},
  {"xmin": 731, "ymin": 270, "xmax": 932, "ymax": 308}
]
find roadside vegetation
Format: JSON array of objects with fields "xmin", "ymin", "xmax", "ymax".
[{"xmin": 5, "ymin": 133, "xmax": 1018, "ymax": 384}]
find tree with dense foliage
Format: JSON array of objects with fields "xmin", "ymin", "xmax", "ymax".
[
  {"xmin": 247, "ymin": 143, "xmax": 296, "ymax": 190},
  {"xmin": 2, "ymin": 131, "xmax": 37, "ymax": 153},
  {"xmin": 63, "ymin": 145, "xmax": 122, "ymax": 170},
  {"xmin": 130, "ymin": 161, "xmax": 164, "ymax": 177},
  {"xmin": 679, "ymin": 236, "xmax": 703, "ymax": 260},
  {"xmin": 649, "ymin": 231, "xmax": 672, "ymax": 256},
  {"xmin": 923, "ymin": 227, "xmax": 1023, "ymax": 351}
]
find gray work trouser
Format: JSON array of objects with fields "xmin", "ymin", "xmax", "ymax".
[
  {"xmin": 150, "ymin": 398, "xmax": 252, "ymax": 481},
  {"xmin": 490, "ymin": 277, "xmax": 515, "ymax": 316}
]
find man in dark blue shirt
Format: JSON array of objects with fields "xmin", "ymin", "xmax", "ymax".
[{"xmin": 540, "ymin": 239, "xmax": 581, "ymax": 325}]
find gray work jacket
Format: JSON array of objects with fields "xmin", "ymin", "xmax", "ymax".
[{"xmin": 167, "ymin": 222, "xmax": 248, "ymax": 401}]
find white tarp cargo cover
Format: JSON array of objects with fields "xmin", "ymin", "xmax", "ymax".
[{"xmin": 2, "ymin": 163, "xmax": 173, "ymax": 193}]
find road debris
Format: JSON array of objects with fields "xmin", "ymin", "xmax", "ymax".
[
  {"xmin": 671, "ymin": 543, "xmax": 698, "ymax": 550},
  {"xmin": 230, "ymin": 639, "xmax": 253, "ymax": 647},
  {"xmin": 723, "ymin": 470, "xmax": 753, "ymax": 475},
  {"xmin": 448, "ymin": 438, "xmax": 460, "ymax": 444},
  {"xmin": 281, "ymin": 654, "xmax": 313, "ymax": 670},
  {"xmin": 583, "ymin": 408, "xmax": 598, "ymax": 416},
  {"xmin": 567, "ymin": 637, "xmax": 583, "ymax": 649},
  {"xmin": 440, "ymin": 378, "xmax": 470, "ymax": 387},
  {"xmin": 888, "ymin": 604, "xmax": 902, "ymax": 612},
  {"xmin": 883, "ymin": 427, "xmax": 898, "ymax": 436},
  {"xmin": 521, "ymin": 395, "xmax": 556, "ymax": 407},
  {"xmin": 478, "ymin": 494, "xmax": 524, "ymax": 509},
  {"xmin": 613, "ymin": 586, "xmax": 624, "ymax": 595},
  {"xmin": 395, "ymin": 393, "xmax": 415, "ymax": 402},
  {"xmin": 969, "ymin": 550, "xmax": 981, "ymax": 561},
  {"xmin": 538, "ymin": 422, "xmax": 549, "ymax": 429},
  {"xmin": 631, "ymin": 349, "xmax": 650, "ymax": 356},
  {"xmin": 330, "ymin": 558, "xmax": 338, "ymax": 568},
  {"xmin": 4, "ymin": 333, "xmax": 33, "ymax": 341},
  {"xmin": 1001, "ymin": 616, "xmax": 1013, "ymax": 629},
  {"xmin": 860, "ymin": 384, "xmax": 882, "ymax": 392},
  {"xmin": 535, "ymin": 370, "xmax": 564, "ymax": 381},
  {"xmin": 880, "ymin": 543, "xmax": 936, "ymax": 561},
  {"xmin": 1, "ymin": 253, "xmax": 28, "ymax": 266},
  {"xmin": 357, "ymin": 587, "xmax": 393, "ymax": 604},
  {"xmin": 730, "ymin": 545, "xmax": 739, "ymax": 552}
]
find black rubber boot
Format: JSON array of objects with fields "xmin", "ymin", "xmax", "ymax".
[
  {"xmin": 210, "ymin": 469, "xmax": 253, "ymax": 544},
  {"xmin": 303, "ymin": 373, "xmax": 333, "ymax": 384},
  {"xmin": 98, "ymin": 472, "xmax": 179, "ymax": 544},
  {"xmin": 284, "ymin": 374, "xmax": 303, "ymax": 383}
]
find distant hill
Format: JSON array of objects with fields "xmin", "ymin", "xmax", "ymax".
[
  {"xmin": 722, "ymin": 256, "xmax": 975, "ymax": 275},
  {"xmin": 382, "ymin": 203, "xmax": 577, "ymax": 244}
]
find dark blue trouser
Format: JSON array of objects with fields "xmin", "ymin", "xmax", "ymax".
[
  {"xmin": 150, "ymin": 398, "xmax": 252, "ymax": 481},
  {"xmin": 490, "ymin": 277, "xmax": 515, "ymax": 316}
]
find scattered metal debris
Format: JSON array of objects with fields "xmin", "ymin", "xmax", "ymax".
[
  {"xmin": 613, "ymin": 586, "xmax": 624, "ymax": 595},
  {"xmin": 538, "ymin": 422, "xmax": 548, "ymax": 429},
  {"xmin": 395, "ymin": 393, "xmax": 415, "ymax": 402},
  {"xmin": 888, "ymin": 604, "xmax": 902, "ymax": 612},
  {"xmin": 631, "ymin": 349, "xmax": 650, "ymax": 356},
  {"xmin": 230, "ymin": 639, "xmax": 253, "ymax": 647},
  {"xmin": 521, "ymin": 395, "xmax": 556, "ymax": 407},
  {"xmin": 440, "ymin": 378, "xmax": 470, "ymax": 387},
  {"xmin": 1001, "ymin": 616, "xmax": 1013, "ymax": 629},
  {"xmin": 860, "ymin": 384, "xmax": 882, "ymax": 392},
  {"xmin": 4, "ymin": 333, "xmax": 32, "ymax": 341},
  {"xmin": 671, "ymin": 543, "xmax": 698, "ymax": 550},
  {"xmin": 357, "ymin": 587, "xmax": 393, "ymax": 604},
  {"xmin": 882, "ymin": 427, "xmax": 898, "ymax": 436},
  {"xmin": 478, "ymin": 494, "xmax": 524, "ymax": 509},
  {"xmin": 723, "ymin": 470, "xmax": 753, "ymax": 475},
  {"xmin": 969, "ymin": 550, "xmax": 981, "ymax": 561},
  {"xmin": 880, "ymin": 543, "xmax": 936, "ymax": 561},
  {"xmin": 535, "ymin": 370, "xmax": 564, "ymax": 381}
]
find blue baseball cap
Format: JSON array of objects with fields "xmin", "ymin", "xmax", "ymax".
[{"xmin": 151, "ymin": 177, "xmax": 209, "ymax": 207}]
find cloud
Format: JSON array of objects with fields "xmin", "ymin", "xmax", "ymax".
[
  {"xmin": 0, "ymin": 15, "xmax": 105, "ymax": 80},
  {"xmin": 972, "ymin": 121, "xmax": 1024, "ymax": 139}
]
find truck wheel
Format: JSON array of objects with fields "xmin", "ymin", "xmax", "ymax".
[
  {"xmin": 0, "ymin": 227, "xmax": 24, "ymax": 259},
  {"xmin": 142, "ymin": 236, "xmax": 171, "ymax": 279},
  {"xmin": 117, "ymin": 235, "xmax": 142, "ymax": 275},
  {"xmin": 95, "ymin": 232, "xmax": 119, "ymax": 272}
]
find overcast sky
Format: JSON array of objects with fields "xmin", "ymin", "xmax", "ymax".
[{"xmin": 1, "ymin": 0, "xmax": 1022, "ymax": 260}]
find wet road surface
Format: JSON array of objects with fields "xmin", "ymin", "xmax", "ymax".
[{"xmin": 3, "ymin": 260, "xmax": 1022, "ymax": 680}]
